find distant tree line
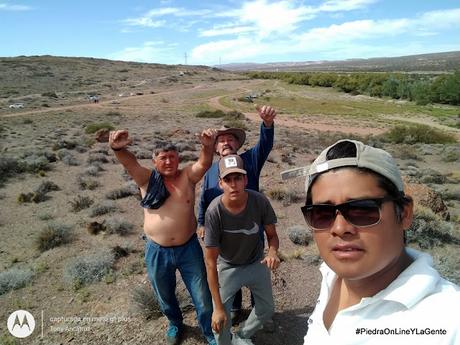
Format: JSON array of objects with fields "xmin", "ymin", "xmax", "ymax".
[{"xmin": 246, "ymin": 71, "xmax": 460, "ymax": 106}]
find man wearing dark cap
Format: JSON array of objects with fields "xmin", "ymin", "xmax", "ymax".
[
  {"xmin": 197, "ymin": 105, "xmax": 277, "ymax": 321},
  {"xmin": 300, "ymin": 139, "xmax": 460, "ymax": 345},
  {"xmin": 204, "ymin": 155, "xmax": 280, "ymax": 345}
]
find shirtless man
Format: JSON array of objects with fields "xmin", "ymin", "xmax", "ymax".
[{"xmin": 109, "ymin": 129, "xmax": 217, "ymax": 345}]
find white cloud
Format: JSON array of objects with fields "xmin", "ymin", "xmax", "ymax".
[
  {"xmin": 0, "ymin": 2, "xmax": 31, "ymax": 11},
  {"xmin": 200, "ymin": 25, "xmax": 256, "ymax": 37},
  {"xmin": 191, "ymin": 37, "xmax": 266, "ymax": 64},
  {"xmin": 189, "ymin": 7, "xmax": 460, "ymax": 65},
  {"xmin": 318, "ymin": 0, "xmax": 378, "ymax": 12},
  {"xmin": 108, "ymin": 41, "xmax": 180, "ymax": 64}
]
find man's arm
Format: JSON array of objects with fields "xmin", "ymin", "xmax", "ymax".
[
  {"xmin": 243, "ymin": 105, "xmax": 276, "ymax": 178},
  {"xmin": 261, "ymin": 224, "xmax": 280, "ymax": 270},
  {"xmin": 204, "ymin": 247, "xmax": 227, "ymax": 333},
  {"xmin": 109, "ymin": 130, "xmax": 151, "ymax": 188},
  {"xmin": 185, "ymin": 128, "xmax": 217, "ymax": 184}
]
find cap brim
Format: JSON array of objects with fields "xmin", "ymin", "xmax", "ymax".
[{"xmin": 220, "ymin": 168, "xmax": 247, "ymax": 179}]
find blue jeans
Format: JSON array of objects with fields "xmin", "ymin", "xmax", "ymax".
[{"xmin": 145, "ymin": 234, "xmax": 214, "ymax": 342}]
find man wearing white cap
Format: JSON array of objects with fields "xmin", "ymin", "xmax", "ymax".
[
  {"xmin": 301, "ymin": 139, "xmax": 460, "ymax": 345},
  {"xmin": 204, "ymin": 154, "xmax": 280, "ymax": 345}
]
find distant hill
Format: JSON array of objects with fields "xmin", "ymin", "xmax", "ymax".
[
  {"xmin": 218, "ymin": 51, "xmax": 460, "ymax": 73},
  {"xmin": 0, "ymin": 55, "xmax": 228, "ymax": 99}
]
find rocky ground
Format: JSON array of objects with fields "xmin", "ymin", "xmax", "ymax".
[{"xmin": 1, "ymin": 73, "xmax": 459, "ymax": 345}]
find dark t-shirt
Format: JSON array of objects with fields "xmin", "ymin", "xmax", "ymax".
[{"xmin": 204, "ymin": 190, "xmax": 277, "ymax": 265}]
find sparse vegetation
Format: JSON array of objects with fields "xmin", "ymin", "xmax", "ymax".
[
  {"xmin": 85, "ymin": 122, "xmax": 114, "ymax": 134},
  {"xmin": 36, "ymin": 223, "xmax": 73, "ymax": 252},
  {"xmin": 106, "ymin": 183, "xmax": 139, "ymax": 200},
  {"xmin": 287, "ymin": 226, "xmax": 313, "ymax": 246},
  {"xmin": 77, "ymin": 176, "xmax": 99, "ymax": 190},
  {"xmin": 384, "ymin": 124, "xmax": 457, "ymax": 144},
  {"xmin": 131, "ymin": 285, "xmax": 162, "ymax": 320},
  {"xmin": 0, "ymin": 268, "xmax": 34, "ymax": 295},
  {"xmin": 90, "ymin": 201, "xmax": 118, "ymax": 217},
  {"xmin": 63, "ymin": 250, "xmax": 115, "ymax": 289},
  {"xmin": 105, "ymin": 217, "xmax": 134, "ymax": 236},
  {"xmin": 69, "ymin": 195, "xmax": 94, "ymax": 212},
  {"xmin": 406, "ymin": 206, "xmax": 459, "ymax": 249},
  {"xmin": 195, "ymin": 109, "xmax": 226, "ymax": 118}
]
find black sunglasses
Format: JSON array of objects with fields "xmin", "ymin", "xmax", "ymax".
[{"xmin": 301, "ymin": 196, "xmax": 396, "ymax": 231}]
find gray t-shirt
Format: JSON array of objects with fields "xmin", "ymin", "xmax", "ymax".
[{"xmin": 204, "ymin": 190, "xmax": 277, "ymax": 265}]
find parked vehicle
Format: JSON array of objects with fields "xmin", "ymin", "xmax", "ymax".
[{"xmin": 9, "ymin": 103, "xmax": 24, "ymax": 109}]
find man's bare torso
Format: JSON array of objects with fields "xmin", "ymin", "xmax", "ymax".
[{"xmin": 140, "ymin": 168, "xmax": 197, "ymax": 246}]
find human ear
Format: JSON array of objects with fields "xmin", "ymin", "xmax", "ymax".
[{"xmin": 401, "ymin": 196, "xmax": 414, "ymax": 230}]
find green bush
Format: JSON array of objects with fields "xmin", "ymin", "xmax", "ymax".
[
  {"xmin": 195, "ymin": 110, "xmax": 226, "ymax": 118},
  {"xmin": 85, "ymin": 122, "xmax": 114, "ymax": 134},
  {"xmin": 406, "ymin": 207, "xmax": 459, "ymax": 249},
  {"xmin": 105, "ymin": 217, "xmax": 134, "ymax": 236},
  {"xmin": 384, "ymin": 124, "xmax": 457, "ymax": 144},
  {"xmin": 90, "ymin": 201, "xmax": 118, "ymax": 217},
  {"xmin": 63, "ymin": 250, "xmax": 115, "ymax": 289},
  {"xmin": 69, "ymin": 195, "xmax": 94, "ymax": 212},
  {"xmin": 0, "ymin": 268, "xmax": 34, "ymax": 295},
  {"xmin": 131, "ymin": 285, "xmax": 162, "ymax": 320},
  {"xmin": 36, "ymin": 223, "xmax": 73, "ymax": 252}
]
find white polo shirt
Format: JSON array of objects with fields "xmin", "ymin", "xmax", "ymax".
[{"xmin": 303, "ymin": 248, "xmax": 460, "ymax": 345}]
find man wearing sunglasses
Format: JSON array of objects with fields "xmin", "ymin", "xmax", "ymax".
[{"xmin": 302, "ymin": 139, "xmax": 459, "ymax": 345}]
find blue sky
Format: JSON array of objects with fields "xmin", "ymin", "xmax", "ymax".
[{"xmin": 1, "ymin": 0, "xmax": 459, "ymax": 66}]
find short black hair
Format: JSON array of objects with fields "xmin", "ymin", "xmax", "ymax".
[
  {"xmin": 307, "ymin": 140, "xmax": 411, "ymax": 223},
  {"xmin": 153, "ymin": 143, "xmax": 178, "ymax": 157}
]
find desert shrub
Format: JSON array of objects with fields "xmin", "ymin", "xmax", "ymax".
[
  {"xmin": 90, "ymin": 201, "xmax": 118, "ymax": 217},
  {"xmin": 0, "ymin": 157, "xmax": 23, "ymax": 185},
  {"xmin": 384, "ymin": 124, "xmax": 456, "ymax": 144},
  {"xmin": 63, "ymin": 250, "xmax": 115, "ymax": 289},
  {"xmin": 86, "ymin": 221, "xmax": 106, "ymax": 235},
  {"xmin": 85, "ymin": 122, "xmax": 114, "ymax": 134},
  {"xmin": 36, "ymin": 223, "xmax": 73, "ymax": 252},
  {"xmin": 23, "ymin": 118, "xmax": 33, "ymax": 124},
  {"xmin": 224, "ymin": 110, "xmax": 245, "ymax": 120},
  {"xmin": 435, "ymin": 250, "xmax": 460, "ymax": 285},
  {"xmin": 287, "ymin": 226, "xmax": 313, "ymax": 246},
  {"xmin": 195, "ymin": 109, "xmax": 226, "ymax": 118},
  {"xmin": 20, "ymin": 155, "xmax": 52, "ymax": 173},
  {"xmin": 442, "ymin": 149, "xmax": 460, "ymax": 162},
  {"xmin": 0, "ymin": 268, "xmax": 34, "ymax": 295},
  {"xmin": 84, "ymin": 165, "xmax": 102, "ymax": 176},
  {"xmin": 69, "ymin": 195, "xmax": 94, "ymax": 212},
  {"xmin": 57, "ymin": 149, "xmax": 80, "ymax": 166},
  {"xmin": 106, "ymin": 183, "xmax": 139, "ymax": 200},
  {"xmin": 131, "ymin": 285, "xmax": 162, "ymax": 320},
  {"xmin": 267, "ymin": 188, "xmax": 302, "ymax": 206},
  {"xmin": 36, "ymin": 180, "xmax": 60, "ymax": 195},
  {"xmin": 52, "ymin": 139, "xmax": 79, "ymax": 151},
  {"xmin": 42, "ymin": 91, "xmax": 58, "ymax": 98},
  {"xmin": 105, "ymin": 217, "xmax": 134, "ymax": 236},
  {"xmin": 223, "ymin": 118, "xmax": 247, "ymax": 130},
  {"xmin": 406, "ymin": 206, "xmax": 459, "ymax": 249},
  {"xmin": 77, "ymin": 176, "xmax": 99, "ymax": 190},
  {"xmin": 87, "ymin": 153, "xmax": 109, "ymax": 164},
  {"xmin": 38, "ymin": 213, "xmax": 54, "ymax": 221}
]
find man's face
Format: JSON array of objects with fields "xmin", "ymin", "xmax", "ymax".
[
  {"xmin": 219, "ymin": 173, "xmax": 247, "ymax": 201},
  {"xmin": 310, "ymin": 169, "xmax": 412, "ymax": 284},
  {"xmin": 215, "ymin": 134, "xmax": 239, "ymax": 157},
  {"xmin": 153, "ymin": 150, "xmax": 179, "ymax": 177}
]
